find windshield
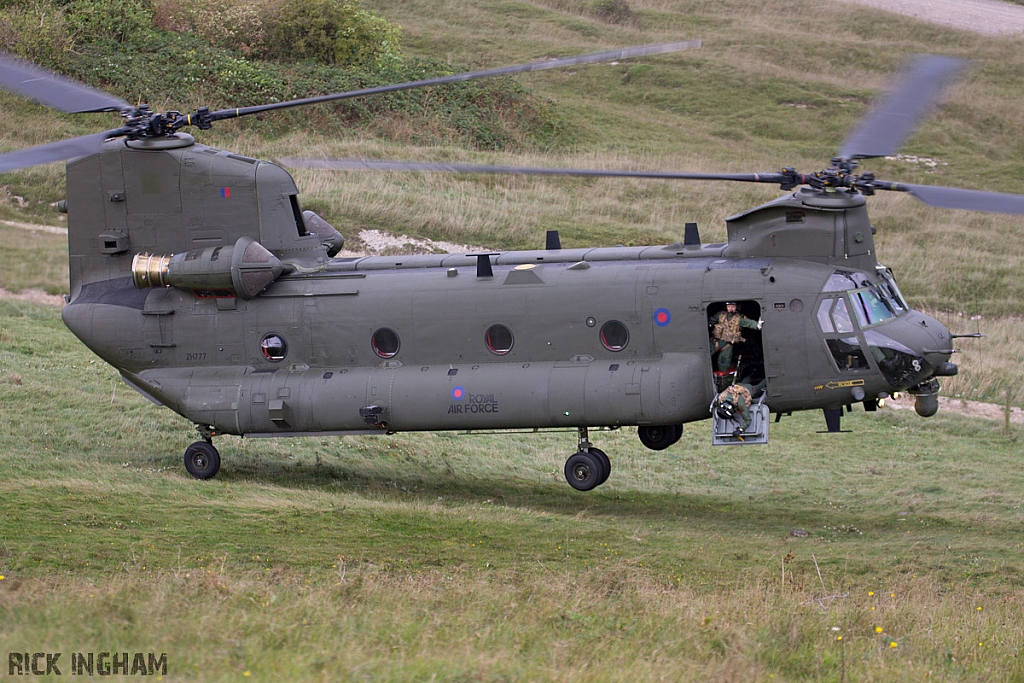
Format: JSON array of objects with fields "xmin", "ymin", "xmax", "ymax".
[
  {"xmin": 850, "ymin": 286, "xmax": 898, "ymax": 327},
  {"xmin": 820, "ymin": 268, "xmax": 906, "ymax": 328}
]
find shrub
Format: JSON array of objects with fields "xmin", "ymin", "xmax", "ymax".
[
  {"xmin": 0, "ymin": 2, "xmax": 73, "ymax": 69},
  {"xmin": 64, "ymin": 26, "xmax": 562, "ymax": 151},
  {"xmin": 152, "ymin": 0, "xmax": 264, "ymax": 56},
  {"xmin": 64, "ymin": 0, "xmax": 153, "ymax": 44},
  {"xmin": 591, "ymin": 0, "xmax": 636, "ymax": 25},
  {"xmin": 262, "ymin": 0, "xmax": 401, "ymax": 68}
]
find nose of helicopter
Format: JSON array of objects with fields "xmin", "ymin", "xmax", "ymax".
[
  {"xmin": 904, "ymin": 310, "xmax": 957, "ymax": 375},
  {"xmin": 869, "ymin": 310, "xmax": 957, "ymax": 393}
]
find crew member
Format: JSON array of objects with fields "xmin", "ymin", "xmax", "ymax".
[
  {"xmin": 714, "ymin": 383, "xmax": 753, "ymax": 437},
  {"xmin": 710, "ymin": 302, "xmax": 761, "ymax": 373}
]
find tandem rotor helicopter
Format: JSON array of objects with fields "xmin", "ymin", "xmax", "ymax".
[{"xmin": 2, "ymin": 41, "xmax": 1022, "ymax": 491}]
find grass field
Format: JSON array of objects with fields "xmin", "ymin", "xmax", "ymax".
[
  {"xmin": 2, "ymin": 299, "xmax": 1024, "ymax": 681},
  {"xmin": 4, "ymin": 0, "xmax": 1024, "ymax": 680}
]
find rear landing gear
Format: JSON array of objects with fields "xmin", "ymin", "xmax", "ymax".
[
  {"xmin": 184, "ymin": 425, "xmax": 221, "ymax": 479},
  {"xmin": 184, "ymin": 441, "xmax": 221, "ymax": 479},
  {"xmin": 564, "ymin": 427, "xmax": 610, "ymax": 491}
]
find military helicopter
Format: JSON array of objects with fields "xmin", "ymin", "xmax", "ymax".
[{"xmin": 1, "ymin": 42, "xmax": 1021, "ymax": 491}]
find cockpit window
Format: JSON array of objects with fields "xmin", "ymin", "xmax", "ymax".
[
  {"xmin": 824, "ymin": 268, "xmax": 907, "ymax": 328},
  {"xmin": 851, "ymin": 287, "xmax": 898, "ymax": 327},
  {"xmin": 833, "ymin": 297, "xmax": 854, "ymax": 333},
  {"xmin": 826, "ymin": 337, "xmax": 870, "ymax": 370},
  {"xmin": 823, "ymin": 271, "xmax": 857, "ymax": 292},
  {"xmin": 816, "ymin": 299, "xmax": 834, "ymax": 334},
  {"xmin": 879, "ymin": 279, "xmax": 906, "ymax": 313},
  {"xmin": 817, "ymin": 297, "xmax": 854, "ymax": 334}
]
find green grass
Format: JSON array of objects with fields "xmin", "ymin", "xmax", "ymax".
[
  {"xmin": 0, "ymin": 221, "xmax": 67, "ymax": 295},
  {"xmin": 3, "ymin": 300, "xmax": 1024, "ymax": 681}
]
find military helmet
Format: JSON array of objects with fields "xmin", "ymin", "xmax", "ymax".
[{"xmin": 715, "ymin": 400, "xmax": 737, "ymax": 421}]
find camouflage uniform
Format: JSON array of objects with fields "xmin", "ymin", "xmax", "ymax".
[
  {"xmin": 710, "ymin": 308, "xmax": 760, "ymax": 373},
  {"xmin": 716, "ymin": 383, "xmax": 753, "ymax": 432}
]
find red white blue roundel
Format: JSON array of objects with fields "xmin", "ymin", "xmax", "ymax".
[
  {"xmin": 654, "ymin": 308, "xmax": 671, "ymax": 327},
  {"xmin": 451, "ymin": 386, "xmax": 465, "ymax": 401}
]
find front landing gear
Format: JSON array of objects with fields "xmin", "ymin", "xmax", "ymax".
[
  {"xmin": 184, "ymin": 425, "xmax": 221, "ymax": 479},
  {"xmin": 563, "ymin": 427, "xmax": 611, "ymax": 492}
]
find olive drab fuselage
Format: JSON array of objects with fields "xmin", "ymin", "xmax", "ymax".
[{"xmin": 59, "ymin": 135, "xmax": 955, "ymax": 443}]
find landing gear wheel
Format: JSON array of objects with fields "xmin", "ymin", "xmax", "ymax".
[
  {"xmin": 638, "ymin": 424, "xmax": 681, "ymax": 451},
  {"xmin": 587, "ymin": 447, "xmax": 611, "ymax": 486},
  {"xmin": 184, "ymin": 441, "xmax": 221, "ymax": 479},
  {"xmin": 564, "ymin": 451, "xmax": 603, "ymax": 492}
]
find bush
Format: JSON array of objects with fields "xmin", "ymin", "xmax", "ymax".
[
  {"xmin": 69, "ymin": 35, "xmax": 564, "ymax": 150},
  {"xmin": 68, "ymin": 32, "xmax": 286, "ymax": 108},
  {"xmin": 591, "ymin": 0, "xmax": 636, "ymax": 25},
  {"xmin": 0, "ymin": 3, "xmax": 72, "ymax": 69},
  {"xmin": 64, "ymin": 0, "xmax": 153, "ymax": 44},
  {"xmin": 262, "ymin": 0, "xmax": 401, "ymax": 68},
  {"xmin": 152, "ymin": 0, "xmax": 264, "ymax": 56}
]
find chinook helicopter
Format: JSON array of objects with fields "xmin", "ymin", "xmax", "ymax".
[{"xmin": 1, "ymin": 42, "xmax": 1022, "ymax": 491}]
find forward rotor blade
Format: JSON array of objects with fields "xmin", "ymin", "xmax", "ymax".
[
  {"xmin": 277, "ymin": 157, "xmax": 775, "ymax": 184},
  {"xmin": 881, "ymin": 181, "xmax": 1024, "ymax": 215},
  {"xmin": 209, "ymin": 40, "xmax": 700, "ymax": 123},
  {"xmin": 0, "ymin": 129, "xmax": 126, "ymax": 172},
  {"xmin": 837, "ymin": 54, "xmax": 966, "ymax": 161},
  {"xmin": 0, "ymin": 53, "xmax": 129, "ymax": 113}
]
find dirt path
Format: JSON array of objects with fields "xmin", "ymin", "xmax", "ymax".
[{"xmin": 844, "ymin": 0, "xmax": 1024, "ymax": 35}]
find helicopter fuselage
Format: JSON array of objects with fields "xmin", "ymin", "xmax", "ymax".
[{"xmin": 58, "ymin": 137, "xmax": 955, "ymax": 446}]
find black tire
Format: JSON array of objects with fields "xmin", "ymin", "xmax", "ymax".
[
  {"xmin": 564, "ymin": 451, "xmax": 603, "ymax": 491},
  {"xmin": 184, "ymin": 441, "xmax": 221, "ymax": 480},
  {"xmin": 638, "ymin": 424, "xmax": 681, "ymax": 451},
  {"xmin": 668, "ymin": 424, "xmax": 683, "ymax": 446},
  {"xmin": 587, "ymin": 447, "xmax": 611, "ymax": 486}
]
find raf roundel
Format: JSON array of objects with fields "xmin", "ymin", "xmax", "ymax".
[
  {"xmin": 654, "ymin": 308, "xmax": 671, "ymax": 327},
  {"xmin": 451, "ymin": 386, "xmax": 465, "ymax": 401}
]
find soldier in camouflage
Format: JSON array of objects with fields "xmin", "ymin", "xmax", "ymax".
[
  {"xmin": 714, "ymin": 383, "xmax": 754, "ymax": 436},
  {"xmin": 709, "ymin": 302, "xmax": 761, "ymax": 373}
]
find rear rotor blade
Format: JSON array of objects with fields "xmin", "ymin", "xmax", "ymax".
[
  {"xmin": 208, "ymin": 40, "xmax": 701, "ymax": 123},
  {"xmin": 838, "ymin": 55, "xmax": 966, "ymax": 161},
  {"xmin": 0, "ymin": 129, "xmax": 126, "ymax": 172},
  {"xmin": 277, "ymin": 157, "xmax": 780, "ymax": 184},
  {"xmin": 0, "ymin": 53, "xmax": 129, "ymax": 113}
]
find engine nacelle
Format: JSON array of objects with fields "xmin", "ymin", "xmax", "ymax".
[{"xmin": 131, "ymin": 236, "xmax": 285, "ymax": 300}]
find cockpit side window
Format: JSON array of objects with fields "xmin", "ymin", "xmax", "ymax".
[
  {"xmin": 816, "ymin": 299, "xmax": 834, "ymax": 334},
  {"xmin": 816, "ymin": 297, "xmax": 854, "ymax": 334},
  {"xmin": 826, "ymin": 338, "xmax": 870, "ymax": 370},
  {"xmin": 817, "ymin": 295, "xmax": 868, "ymax": 372},
  {"xmin": 833, "ymin": 297, "xmax": 854, "ymax": 333}
]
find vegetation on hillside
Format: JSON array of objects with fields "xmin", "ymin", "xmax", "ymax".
[{"xmin": 0, "ymin": 0, "xmax": 562, "ymax": 149}]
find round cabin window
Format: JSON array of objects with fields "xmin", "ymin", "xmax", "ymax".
[
  {"xmin": 485, "ymin": 324, "xmax": 514, "ymax": 355},
  {"xmin": 260, "ymin": 333, "xmax": 287, "ymax": 362},
  {"xmin": 600, "ymin": 320, "xmax": 629, "ymax": 351},
  {"xmin": 371, "ymin": 328, "xmax": 400, "ymax": 358}
]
